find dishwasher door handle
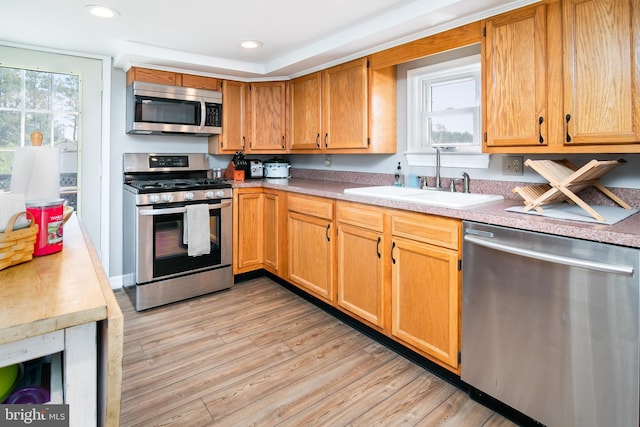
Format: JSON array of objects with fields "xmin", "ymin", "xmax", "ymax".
[{"xmin": 464, "ymin": 234, "xmax": 634, "ymax": 276}]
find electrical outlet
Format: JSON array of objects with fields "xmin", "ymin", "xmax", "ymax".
[
  {"xmin": 325, "ymin": 154, "xmax": 332, "ymax": 167},
  {"xmin": 502, "ymin": 155, "xmax": 524, "ymax": 176}
]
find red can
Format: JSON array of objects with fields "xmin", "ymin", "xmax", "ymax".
[{"xmin": 26, "ymin": 199, "xmax": 64, "ymax": 256}]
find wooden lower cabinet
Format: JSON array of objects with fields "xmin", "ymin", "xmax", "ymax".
[
  {"xmin": 390, "ymin": 212, "xmax": 461, "ymax": 371},
  {"xmin": 336, "ymin": 202, "xmax": 387, "ymax": 329},
  {"xmin": 262, "ymin": 190, "xmax": 283, "ymax": 275},
  {"xmin": 234, "ymin": 188, "xmax": 284, "ymax": 275},
  {"xmin": 287, "ymin": 194, "xmax": 335, "ymax": 303},
  {"xmin": 391, "ymin": 237, "xmax": 460, "ymax": 370},
  {"xmin": 234, "ymin": 189, "xmax": 264, "ymax": 273}
]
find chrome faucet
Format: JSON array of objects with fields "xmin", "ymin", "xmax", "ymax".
[
  {"xmin": 417, "ymin": 147, "xmax": 449, "ymax": 191},
  {"xmin": 462, "ymin": 172, "xmax": 470, "ymax": 193}
]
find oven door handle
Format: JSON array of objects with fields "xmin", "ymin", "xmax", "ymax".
[{"xmin": 139, "ymin": 200, "xmax": 232, "ymax": 216}]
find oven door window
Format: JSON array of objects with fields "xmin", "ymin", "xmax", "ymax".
[{"xmin": 152, "ymin": 207, "xmax": 221, "ymax": 278}]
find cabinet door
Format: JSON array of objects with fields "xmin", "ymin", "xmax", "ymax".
[
  {"xmin": 562, "ymin": 0, "xmax": 640, "ymax": 145},
  {"xmin": 263, "ymin": 191, "xmax": 280, "ymax": 274},
  {"xmin": 287, "ymin": 211, "xmax": 334, "ymax": 303},
  {"xmin": 289, "ymin": 72, "xmax": 323, "ymax": 151},
  {"xmin": 126, "ymin": 67, "xmax": 178, "ymax": 86},
  {"xmin": 337, "ymin": 224, "xmax": 385, "ymax": 328},
  {"xmin": 220, "ymin": 80, "xmax": 248, "ymax": 152},
  {"xmin": 250, "ymin": 82, "xmax": 287, "ymax": 151},
  {"xmin": 181, "ymin": 74, "xmax": 221, "ymax": 91},
  {"xmin": 391, "ymin": 237, "xmax": 460, "ymax": 369},
  {"xmin": 323, "ymin": 58, "xmax": 368, "ymax": 150},
  {"xmin": 235, "ymin": 192, "xmax": 263, "ymax": 272},
  {"xmin": 483, "ymin": 4, "xmax": 548, "ymax": 147}
]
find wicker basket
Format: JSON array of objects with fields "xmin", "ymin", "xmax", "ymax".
[{"xmin": 0, "ymin": 211, "xmax": 38, "ymax": 271}]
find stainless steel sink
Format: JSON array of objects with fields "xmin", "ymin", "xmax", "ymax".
[{"xmin": 343, "ymin": 186, "xmax": 504, "ymax": 208}]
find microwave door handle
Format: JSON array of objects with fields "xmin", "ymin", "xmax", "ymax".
[
  {"xmin": 139, "ymin": 200, "xmax": 232, "ymax": 216},
  {"xmin": 200, "ymin": 98, "xmax": 206, "ymax": 129}
]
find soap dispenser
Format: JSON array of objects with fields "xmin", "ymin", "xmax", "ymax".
[{"xmin": 394, "ymin": 162, "xmax": 404, "ymax": 187}]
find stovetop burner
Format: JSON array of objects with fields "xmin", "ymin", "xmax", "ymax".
[{"xmin": 126, "ymin": 178, "xmax": 231, "ymax": 193}]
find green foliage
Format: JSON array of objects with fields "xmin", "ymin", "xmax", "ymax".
[{"xmin": 0, "ymin": 67, "xmax": 79, "ymax": 174}]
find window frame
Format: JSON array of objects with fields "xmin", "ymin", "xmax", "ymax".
[{"xmin": 407, "ymin": 54, "xmax": 482, "ymax": 155}]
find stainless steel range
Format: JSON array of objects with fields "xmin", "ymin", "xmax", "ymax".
[{"xmin": 123, "ymin": 153, "xmax": 233, "ymax": 311}]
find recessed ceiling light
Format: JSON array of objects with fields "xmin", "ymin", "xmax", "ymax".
[
  {"xmin": 85, "ymin": 5, "xmax": 120, "ymax": 18},
  {"xmin": 240, "ymin": 40, "xmax": 262, "ymax": 49}
]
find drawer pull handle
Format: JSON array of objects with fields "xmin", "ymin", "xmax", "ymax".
[
  {"xmin": 376, "ymin": 237, "xmax": 381, "ymax": 258},
  {"xmin": 326, "ymin": 224, "xmax": 331, "ymax": 241},
  {"xmin": 565, "ymin": 114, "xmax": 572, "ymax": 143}
]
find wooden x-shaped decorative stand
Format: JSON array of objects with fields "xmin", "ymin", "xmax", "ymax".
[{"xmin": 512, "ymin": 159, "xmax": 631, "ymax": 222}]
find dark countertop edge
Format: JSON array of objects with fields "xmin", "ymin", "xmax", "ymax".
[{"xmin": 233, "ymin": 178, "xmax": 640, "ymax": 249}]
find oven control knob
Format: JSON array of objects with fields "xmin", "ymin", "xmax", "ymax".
[
  {"xmin": 161, "ymin": 194, "xmax": 173, "ymax": 203},
  {"xmin": 215, "ymin": 190, "xmax": 225, "ymax": 198},
  {"xmin": 149, "ymin": 194, "xmax": 160, "ymax": 203},
  {"xmin": 205, "ymin": 191, "xmax": 215, "ymax": 199},
  {"xmin": 184, "ymin": 192, "xmax": 195, "ymax": 201}
]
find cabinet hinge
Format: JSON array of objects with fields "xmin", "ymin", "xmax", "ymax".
[
  {"xmin": 483, "ymin": 26, "xmax": 486, "ymax": 37},
  {"xmin": 458, "ymin": 259, "xmax": 462, "ymax": 271},
  {"xmin": 367, "ymin": 137, "xmax": 371, "ymax": 147},
  {"xmin": 367, "ymin": 59, "xmax": 370, "ymax": 68},
  {"xmin": 483, "ymin": 132, "xmax": 487, "ymax": 142},
  {"xmin": 458, "ymin": 351, "xmax": 462, "ymax": 364}
]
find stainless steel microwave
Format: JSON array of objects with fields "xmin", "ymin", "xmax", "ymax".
[{"xmin": 126, "ymin": 81, "xmax": 222, "ymax": 136}]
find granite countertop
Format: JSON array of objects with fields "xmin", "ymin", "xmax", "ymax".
[
  {"xmin": 0, "ymin": 215, "xmax": 108, "ymax": 344},
  {"xmin": 234, "ymin": 178, "xmax": 640, "ymax": 249}
]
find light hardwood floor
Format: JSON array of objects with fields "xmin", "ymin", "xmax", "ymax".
[{"xmin": 117, "ymin": 276, "xmax": 516, "ymax": 427}]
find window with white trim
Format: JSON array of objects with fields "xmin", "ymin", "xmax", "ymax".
[{"xmin": 407, "ymin": 55, "xmax": 481, "ymax": 155}]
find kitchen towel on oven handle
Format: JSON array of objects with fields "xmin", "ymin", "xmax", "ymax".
[{"xmin": 184, "ymin": 204, "xmax": 211, "ymax": 256}]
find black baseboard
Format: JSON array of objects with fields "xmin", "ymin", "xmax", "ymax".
[{"xmin": 235, "ymin": 271, "xmax": 543, "ymax": 427}]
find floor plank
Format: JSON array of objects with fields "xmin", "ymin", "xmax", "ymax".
[{"xmin": 117, "ymin": 276, "xmax": 517, "ymax": 427}]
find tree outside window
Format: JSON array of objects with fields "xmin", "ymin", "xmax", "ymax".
[{"xmin": 0, "ymin": 66, "xmax": 79, "ymax": 207}]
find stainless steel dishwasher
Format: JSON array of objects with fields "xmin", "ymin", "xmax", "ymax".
[{"xmin": 461, "ymin": 221, "xmax": 639, "ymax": 427}]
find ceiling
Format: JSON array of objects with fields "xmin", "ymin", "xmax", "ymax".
[{"xmin": 0, "ymin": 0, "xmax": 537, "ymax": 80}]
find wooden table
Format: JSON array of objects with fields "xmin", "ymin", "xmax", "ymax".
[{"xmin": 0, "ymin": 214, "xmax": 123, "ymax": 427}]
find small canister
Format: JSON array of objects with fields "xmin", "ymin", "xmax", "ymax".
[{"xmin": 26, "ymin": 199, "xmax": 64, "ymax": 256}]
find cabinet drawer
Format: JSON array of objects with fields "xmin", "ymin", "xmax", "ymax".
[
  {"xmin": 288, "ymin": 194, "xmax": 333, "ymax": 220},
  {"xmin": 337, "ymin": 202, "xmax": 384, "ymax": 232},
  {"xmin": 391, "ymin": 212, "xmax": 460, "ymax": 250}
]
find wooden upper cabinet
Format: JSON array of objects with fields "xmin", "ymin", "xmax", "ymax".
[
  {"xmin": 180, "ymin": 74, "xmax": 221, "ymax": 91},
  {"xmin": 289, "ymin": 72, "xmax": 323, "ymax": 151},
  {"xmin": 126, "ymin": 67, "xmax": 221, "ymax": 91},
  {"xmin": 323, "ymin": 58, "xmax": 369, "ymax": 150},
  {"xmin": 216, "ymin": 80, "xmax": 248, "ymax": 153},
  {"xmin": 126, "ymin": 67, "xmax": 178, "ymax": 86},
  {"xmin": 289, "ymin": 58, "xmax": 390, "ymax": 153},
  {"xmin": 484, "ymin": 0, "xmax": 640, "ymax": 153},
  {"xmin": 483, "ymin": 4, "xmax": 548, "ymax": 148},
  {"xmin": 249, "ymin": 82, "xmax": 287, "ymax": 151},
  {"xmin": 562, "ymin": 0, "xmax": 640, "ymax": 146}
]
